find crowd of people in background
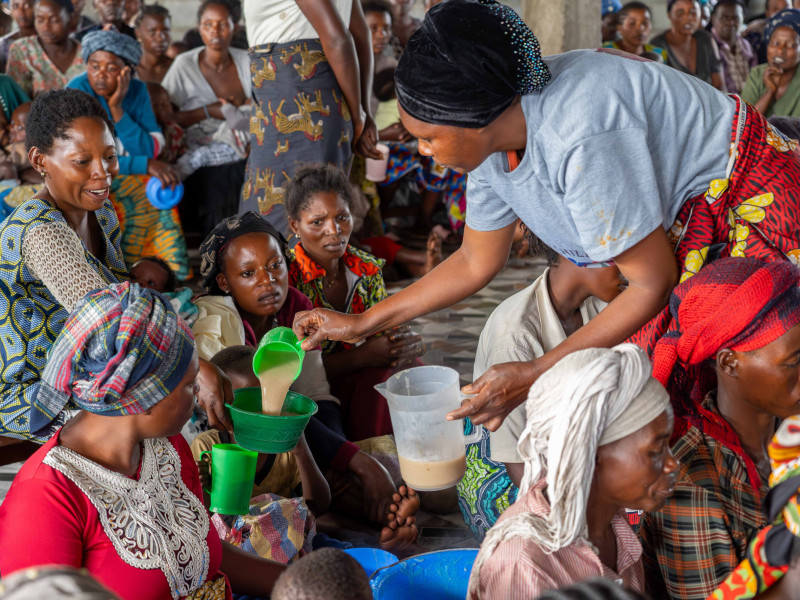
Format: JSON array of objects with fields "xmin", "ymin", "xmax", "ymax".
[{"xmin": 0, "ymin": 0, "xmax": 798, "ymax": 599}]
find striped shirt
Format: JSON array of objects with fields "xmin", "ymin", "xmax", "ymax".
[
  {"xmin": 475, "ymin": 479, "xmax": 645, "ymax": 600},
  {"xmin": 639, "ymin": 395, "xmax": 768, "ymax": 600}
]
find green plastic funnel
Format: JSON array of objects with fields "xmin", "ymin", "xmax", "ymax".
[
  {"xmin": 253, "ymin": 326, "xmax": 305, "ymax": 382},
  {"xmin": 228, "ymin": 387, "xmax": 318, "ymax": 453}
]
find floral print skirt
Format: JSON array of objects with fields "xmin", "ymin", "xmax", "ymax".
[{"xmin": 239, "ymin": 39, "xmax": 354, "ymax": 235}]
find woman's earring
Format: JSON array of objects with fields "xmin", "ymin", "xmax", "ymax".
[{"xmin": 40, "ymin": 171, "xmax": 46, "ymax": 178}]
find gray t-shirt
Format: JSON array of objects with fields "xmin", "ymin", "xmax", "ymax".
[{"xmin": 466, "ymin": 49, "xmax": 736, "ymax": 267}]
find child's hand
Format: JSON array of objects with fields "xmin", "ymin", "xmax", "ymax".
[
  {"xmin": 197, "ymin": 459, "xmax": 211, "ymax": 490},
  {"xmin": 290, "ymin": 432, "xmax": 310, "ymax": 456}
]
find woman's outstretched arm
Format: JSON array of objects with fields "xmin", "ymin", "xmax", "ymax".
[
  {"xmin": 293, "ymin": 222, "xmax": 517, "ymax": 347},
  {"xmin": 449, "ymin": 226, "xmax": 678, "ymax": 430}
]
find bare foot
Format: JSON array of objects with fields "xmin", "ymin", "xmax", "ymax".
[
  {"xmin": 422, "ymin": 233, "xmax": 442, "ymax": 275},
  {"xmin": 388, "ymin": 485, "xmax": 420, "ymax": 522},
  {"xmin": 379, "ymin": 515, "xmax": 418, "ymax": 551},
  {"xmin": 379, "ymin": 486, "xmax": 420, "ymax": 550}
]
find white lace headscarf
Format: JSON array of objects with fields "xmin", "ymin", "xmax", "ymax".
[{"xmin": 468, "ymin": 344, "xmax": 669, "ymax": 598}]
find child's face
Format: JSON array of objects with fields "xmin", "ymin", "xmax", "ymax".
[
  {"xmin": 130, "ymin": 260, "xmax": 170, "ymax": 292},
  {"xmin": 150, "ymin": 88, "xmax": 175, "ymax": 125},
  {"xmin": 9, "ymin": 104, "xmax": 30, "ymax": 144},
  {"xmin": 584, "ymin": 264, "xmax": 629, "ymax": 303},
  {"xmin": 217, "ymin": 233, "xmax": 289, "ymax": 320},
  {"xmin": 288, "ymin": 191, "xmax": 353, "ymax": 264},
  {"xmin": 365, "ymin": 10, "xmax": 392, "ymax": 55}
]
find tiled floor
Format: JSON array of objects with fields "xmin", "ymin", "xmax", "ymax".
[{"xmin": 0, "ymin": 254, "xmax": 547, "ymax": 555}]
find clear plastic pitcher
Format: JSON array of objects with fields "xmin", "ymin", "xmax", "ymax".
[{"xmin": 375, "ymin": 366, "xmax": 481, "ymax": 491}]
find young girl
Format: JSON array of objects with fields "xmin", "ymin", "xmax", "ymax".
[
  {"xmin": 193, "ymin": 212, "xmax": 419, "ymax": 550},
  {"xmin": 286, "ymin": 164, "xmax": 425, "ymax": 441}
]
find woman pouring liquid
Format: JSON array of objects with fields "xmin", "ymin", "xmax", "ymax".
[{"xmin": 292, "ymin": 0, "xmax": 800, "ymax": 432}]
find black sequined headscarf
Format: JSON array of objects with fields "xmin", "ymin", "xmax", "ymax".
[{"xmin": 394, "ymin": 0, "xmax": 551, "ymax": 128}]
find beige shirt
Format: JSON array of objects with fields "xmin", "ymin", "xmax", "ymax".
[
  {"xmin": 475, "ymin": 478, "xmax": 644, "ymax": 600},
  {"xmin": 474, "ymin": 268, "xmax": 606, "ymax": 463}
]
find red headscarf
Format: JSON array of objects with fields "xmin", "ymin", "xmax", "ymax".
[{"xmin": 651, "ymin": 257, "xmax": 800, "ymax": 494}]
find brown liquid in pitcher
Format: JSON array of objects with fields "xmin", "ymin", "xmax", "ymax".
[
  {"xmin": 398, "ymin": 455, "xmax": 467, "ymax": 490},
  {"xmin": 257, "ymin": 351, "xmax": 300, "ymax": 416}
]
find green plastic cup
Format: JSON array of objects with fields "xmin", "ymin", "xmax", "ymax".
[
  {"xmin": 200, "ymin": 443, "xmax": 257, "ymax": 515},
  {"xmin": 228, "ymin": 387, "xmax": 318, "ymax": 453},
  {"xmin": 252, "ymin": 327, "xmax": 305, "ymax": 381}
]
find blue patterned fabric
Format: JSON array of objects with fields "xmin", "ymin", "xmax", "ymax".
[
  {"xmin": 456, "ymin": 418, "xmax": 519, "ymax": 541},
  {"xmin": 0, "ymin": 198, "xmax": 127, "ymax": 441}
]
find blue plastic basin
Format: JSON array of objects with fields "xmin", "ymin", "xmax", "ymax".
[
  {"xmin": 344, "ymin": 548, "xmax": 398, "ymax": 578},
  {"xmin": 370, "ymin": 549, "xmax": 479, "ymax": 600}
]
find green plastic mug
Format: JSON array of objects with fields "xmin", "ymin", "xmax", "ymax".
[
  {"xmin": 200, "ymin": 443, "xmax": 257, "ymax": 515},
  {"xmin": 252, "ymin": 326, "xmax": 305, "ymax": 381}
]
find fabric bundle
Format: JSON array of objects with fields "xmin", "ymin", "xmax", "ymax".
[
  {"xmin": 469, "ymin": 344, "xmax": 669, "ymax": 596},
  {"xmin": 211, "ymin": 493, "xmax": 316, "ymax": 564},
  {"xmin": 31, "ymin": 282, "xmax": 195, "ymax": 430},
  {"xmin": 199, "ymin": 211, "xmax": 287, "ymax": 294},
  {"xmin": 394, "ymin": 0, "xmax": 551, "ymax": 128}
]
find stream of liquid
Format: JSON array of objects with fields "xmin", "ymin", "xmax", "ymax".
[{"xmin": 257, "ymin": 351, "xmax": 301, "ymax": 416}]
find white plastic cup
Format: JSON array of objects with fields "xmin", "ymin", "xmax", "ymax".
[{"xmin": 365, "ymin": 143, "xmax": 390, "ymax": 182}]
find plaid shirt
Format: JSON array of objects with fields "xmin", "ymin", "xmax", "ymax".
[
  {"xmin": 712, "ymin": 29, "xmax": 758, "ymax": 95},
  {"xmin": 639, "ymin": 395, "xmax": 768, "ymax": 600}
]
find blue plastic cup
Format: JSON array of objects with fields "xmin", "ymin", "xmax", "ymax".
[{"xmin": 146, "ymin": 176, "xmax": 184, "ymax": 209}]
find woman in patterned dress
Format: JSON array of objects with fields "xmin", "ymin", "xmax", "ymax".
[
  {"xmin": 0, "ymin": 282, "xmax": 287, "ymax": 600},
  {"xmin": 0, "ymin": 89, "xmax": 127, "ymax": 444},
  {"xmin": 6, "ymin": 0, "xmax": 85, "ymax": 98}
]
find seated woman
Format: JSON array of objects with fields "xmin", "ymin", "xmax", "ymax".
[
  {"xmin": 710, "ymin": 413, "xmax": 800, "ymax": 600},
  {"xmin": 603, "ymin": 2, "xmax": 667, "ymax": 61},
  {"xmin": 133, "ymin": 4, "xmax": 173, "ymax": 84},
  {"xmin": 639, "ymin": 257, "xmax": 800, "ymax": 600},
  {"xmin": 0, "ymin": 282, "xmax": 287, "ymax": 599},
  {"xmin": 0, "ymin": 0, "xmax": 36, "ymax": 72},
  {"xmin": 193, "ymin": 211, "xmax": 420, "ymax": 550},
  {"xmin": 469, "ymin": 344, "xmax": 678, "ymax": 599},
  {"xmin": 67, "ymin": 29, "xmax": 191, "ymax": 281},
  {"xmin": 457, "ymin": 232, "xmax": 627, "ymax": 541},
  {"xmin": 6, "ymin": 0, "xmax": 85, "ymax": 98},
  {"xmin": 741, "ymin": 9, "xmax": 800, "ymax": 118},
  {"xmin": 285, "ymin": 165, "xmax": 425, "ymax": 441},
  {"xmin": 650, "ymin": 0, "xmax": 724, "ymax": 89},
  {"xmin": 161, "ymin": 0, "xmax": 250, "ymax": 182},
  {"xmin": 0, "ymin": 88, "xmax": 127, "ymax": 444}
]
